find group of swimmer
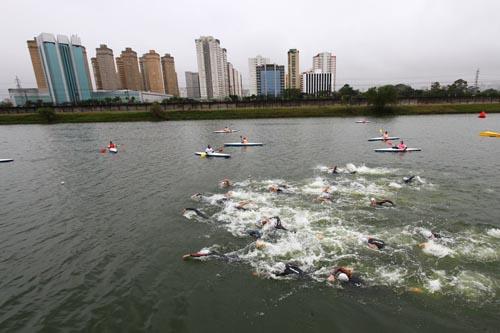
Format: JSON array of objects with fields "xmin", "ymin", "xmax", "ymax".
[{"xmin": 180, "ymin": 171, "xmax": 435, "ymax": 288}]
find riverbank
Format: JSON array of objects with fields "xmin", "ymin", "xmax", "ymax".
[{"xmin": 1, "ymin": 103, "xmax": 499, "ymax": 124}]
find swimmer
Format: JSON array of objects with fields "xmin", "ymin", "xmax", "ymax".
[
  {"xmin": 316, "ymin": 186, "xmax": 333, "ymax": 203},
  {"xmin": 183, "ymin": 208, "xmax": 209, "ymax": 219},
  {"xmin": 370, "ymin": 198, "xmax": 395, "ymax": 207},
  {"xmin": 419, "ymin": 229, "xmax": 442, "ymax": 240},
  {"xmin": 220, "ymin": 178, "xmax": 232, "ymax": 188},
  {"xmin": 259, "ymin": 216, "xmax": 288, "ymax": 230},
  {"xmin": 328, "ymin": 165, "xmax": 338, "ymax": 174},
  {"xmin": 182, "ymin": 249, "xmax": 239, "ymax": 262},
  {"xmin": 366, "ymin": 237, "xmax": 385, "ymax": 250},
  {"xmin": 276, "ymin": 263, "xmax": 306, "ymax": 277},
  {"xmin": 403, "ymin": 175, "xmax": 416, "ymax": 184},
  {"xmin": 190, "ymin": 193, "xmax": 204, "ymax": 201},
  {"xmin": 236, "ymin": 200, "xmax": 253, "ymax": 210},
  {"xmin": 327, "ymin": 267, "xmax": 363, "ymax": 287}
]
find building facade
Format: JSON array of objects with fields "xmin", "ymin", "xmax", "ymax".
[
  {"xmin": 91, "ymin": 57, "xmax": 102, "ymax": 90},
  {"xmin": 301, "ymin": 71, "xmax": 333, "ymax": 95},
  {"xmin": 312, "ymin": 52, "xmax": 337, "ymax": 91},
  {"xmin": 116, "ymin": 47, "xmax": 144, "ymax": 91},
  {"xmin": 287, "ymin": 49, "xmax": 300, "ymax": 90},
  {"xmin": 140, "ymin": 50, "xmax": 164, "ymax": 93},
  {"xmin": 227, "ymin": 62, "xmax": 243, "ymax": 97},
  {"xmin": 27, "ymin": 38, "xmax": 48, "ymax": 90},
  {"xmin": 161, "ymin": 53, "xmax": 179, "ymax": 96},
  {"xmin": 195, "ymin": 36, "xmax": 229, "ymax": 100},
  {"xmin": 256, "ymin": 64, "xmax": 285, "ymax": 97},
  {"xmin": 92, "ymin": 44, "xmax": 121, "ymax": 90},
  {"xmin": 35, "ymin": 33, "xmax": 92, "ymax": 104},
  {"xmin": 185, "ymin": 71, "xmax": 201, "ymax": 99},
  {"xmin": 248, "ymin": 55, "xmax": 270, "ymax": 96}
]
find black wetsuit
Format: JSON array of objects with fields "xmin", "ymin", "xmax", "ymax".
[
  {"xmin": 184, "ymin": 208, "xmax": 209, "ymax": 219},
  {"xmin": 276, "ymin": 263, "xmax": 306, "ymax": 277},
  {"xmin": 403, "ymin": 175, "xmax": 416, "ymax": 184},
  {"xmin": 247, "ymin": 230, "xmax": 262, "ymax": 239},
  {"xmin": 376, "ymin": 199, "xmax": 394, "ymax": 206},
  {"xmin": 368, "ymin": 238, "xmax": 385, "ymax": 249},
  {"xmin": 273, "ymin": 217, "xmax": 288, "ymax": 231}
]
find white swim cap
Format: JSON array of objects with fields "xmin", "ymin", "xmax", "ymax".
[
  {"xmin": 338, "ymin": 273, "xmax": 349, "ymax": 282},
  {"xmin": 371, "ymin": 198, "xmax": 376, "ymax": 202}
]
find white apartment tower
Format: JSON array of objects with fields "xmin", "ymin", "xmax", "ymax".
[
  {"xmin": 227, "ymin": 62, "xmax": 243, "ymax": 97},
  {"xmin": 312, "ymin": 52, "xmax": 337, "ymax": 91},
  {"xmin": 195, "ymin": 36, "xmax": 229, "ymax": 100},
  {"xmin": 248, "ymin": 55, "xmax": 270, "ymax": 96}
]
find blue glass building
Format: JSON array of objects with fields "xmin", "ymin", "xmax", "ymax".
[
  {"xmin": 256, "ymin": 64, "xmax": 285, "ymax": 97},
  {"xmin": 37, "ymin": 33, "xmax": 92, "ymax": 104}
]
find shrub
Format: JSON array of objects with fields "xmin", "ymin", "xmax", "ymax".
[{"xmin": 37, "ymin": 107, "xmax": 57, "ymax": 123}]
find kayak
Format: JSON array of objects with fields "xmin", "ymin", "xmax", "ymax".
[
  {"xmin": 195, "ymin": 152, "xmax": 231, "ymax": 158},
  {"xmin": 480, "ymin": 131, "xmax": 500, "ymax": 137},
  {"xmin": 0, "ymin": 159, "xmax": 14, "ymax": 163},
  {"xmin": 213, "ymin": 130, "xmax": 239, "ymax": 133},
  {"xmin": 368, "ymin": 137, "xmax": 400, "ymax": 141},
  {"xmin": 374, "ymin": 148, "xmax": 421, "ymax": 153},
  {"xmin": 109, "ymin": 147, "xmax": 118, "ymax": 153},
  {"xmin": 356, "ymin": 120, "xmax": 370, "ymax": 123},
  {"xmin": 224, "ymin": 142, "xmax": 264, "ymax": 147}
]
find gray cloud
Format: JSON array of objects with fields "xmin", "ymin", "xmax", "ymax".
[{"xmin": 1, "ymin": 0, "xmax": 499, "ymax": 98}]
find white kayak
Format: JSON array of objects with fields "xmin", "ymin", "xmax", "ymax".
[
  {"xmin": 213, "ymin": 129, "xmax": 239, "ymax": 133},
  {"xmin": 356, "ymin": 120, "xmax": 370, "ymax": 123},
  {"xmin": 224, "ymin": 142, "xmax": 264, "ymax": 147},
  {"xmin": 0, "ymin": 159, "xmax": 14, "ymax": 163},
  {"xmin": 368, "ymin": 136, "xmax": 400, "ymax": 141},
  {"xmin": 195, "ymin": 152, "xmax": 231, "ymax": 158},
  {"xmin": 109, "ymin": 147, "xmax": 118, "ymax": 153},
  {"xmin": 374, "ymin": 148, "xmax": 421, "ymax": 153}
]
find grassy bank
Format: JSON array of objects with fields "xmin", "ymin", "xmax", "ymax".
[{"xmin": 1, "ymin": 103, "xmax": 499, "ymax": 125}]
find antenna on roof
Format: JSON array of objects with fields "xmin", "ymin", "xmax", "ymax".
[{"xmin": 15, "ymin": 76, "xmax": 22, "ymax": 89}]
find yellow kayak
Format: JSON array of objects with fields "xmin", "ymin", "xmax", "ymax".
[{"xmin": 480, "ymin": 131, "xmax": 500, "ymax": 137}]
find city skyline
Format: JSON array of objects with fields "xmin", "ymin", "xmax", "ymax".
[{"xmin": 1, "ymin": 0, "xmax": 500, "ymax": 100}]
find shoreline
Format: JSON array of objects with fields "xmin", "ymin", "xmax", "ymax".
[{"xmin": 1, "ymin": 103, "xmax": 499, "ymax": 125}]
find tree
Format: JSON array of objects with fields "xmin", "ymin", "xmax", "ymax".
[
  {"xmin": 394, "ymin": 84, "xmax": 414, "ymax": 98},
  {"xmin": 447, "ymin": 79, "xmax": 468, "ymax": 97},
  {"xmin": 365, "ymin": 85, "xmax": 398, "ymax": 111},
  {"xmin": 37, "ymin": 107, "xmax": 57, "ymax": 123},
  {"xmin": 150, "ymin": 102, "xmax": 166, "ymax": 120},
  {"xmin": 282, "ymin": 89, "xmax": 302, "ymax": 100},
  {"xmin": 338, "ymin": 84, "xmax": 359, "ymax": 97}
]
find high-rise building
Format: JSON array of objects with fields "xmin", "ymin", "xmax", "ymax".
[
  {"xmin": 256, "ymin": 64, "xmax": 285, "ymax": 97},
  {"xmin": 301, "ymin": 71, "xmax": 333, "ymax": 95},
  {"xmin": 27, "ymin": 38, "xmax": 48, "ymax": 90},
  {"xmin": 92, "ymin": 44, "xmax": 120, "ymax": 90},
  {"xmin": 161, "ymin": 53, "xmax": 179, "ymax": 96},
  {"xmin": 116, "ymin": 47, "xmax": 143, "ymax": 91},
  {"xmin": 287, "ymin": 49, "xmax": 300, "ymax": 90},
  {"xmin": 140, "ymin": 50, "xmax": 164, "ymax": 93},
  {"xmin": 185, "ymin": 71, "xmax": 201, "ymax": 99},
  {"xmin": 312, "ymin": 52, "xmax": 337, "ymax": 91},
  {"xmin": 227, "ymin": 62, "xmax": 243, "ymax": 97},
  {"xmin": 248, "ymin": 55, "xmax": 270, "ymax": 96},
  {"xmin": 195, "ymin": 36, "xmax": 229, "ymax": 100},
  {"xmin": 91, "ymin": 57, "xmax": 102, "ymax": 90},
  {"xmin": 35, "ymin": 33, "xmax": 92, "ymax": 104}
]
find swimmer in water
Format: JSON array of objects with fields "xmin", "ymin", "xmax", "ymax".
[
  {"xmin": 182, "ymin": 249, "xmax": 239, "ymax": 262},
  {"xmin": 190, "ymin": 193, "xmax": 204, "ymax": 201},
  {"xmin": 220, "ymin": 178, "xmax": 232, "ymax": 188},
  {"xmin": 276, "ymin": 263, "xmax": 306, "ymax": 277},
  {"xmin": 316, "ymin": 186, "xmax": 333, "ymax": 203},
  {"xmin": 247, "ymin": 230, "xmax": 262, "ymax": 239},
  {"xmin": 236, "ymin": 200, "xmax": 253, "ymax": 210},
  {"xmin": 365, "ymin": 237, "xmax": 385, "ymax": 250},
  {"xmin": 183, "ymin": 208, "xmax": 209, "ymax": 219},
  {"xmin": 259, "ymin": 216, "xmax": 288, "ymax": 230},
  {"xmin": 329, "ymin": 165, "xmax": 338, "ymax": 174},
  {"xmin": 370, "ymin": 198, "xmax": 395, "ymax": 207},
  {"xmin": 403, "ymin": 175, "xmax": 416, "ymax": 184},
  {"xmin": 327, "ymin": 267, "xmax": 363, "ymax": 287}
]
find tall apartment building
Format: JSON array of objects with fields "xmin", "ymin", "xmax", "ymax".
[
  {"xmin": 248, "ymin": 55, "xmax": 270, "ymax": 96},
  {"xmin": 227, "ymin": 62, "xmax": 243, "ymax": 97},
  {"xmin": 140, "ymin": 50, "xmax": 164, "ymax": 93},
  {"xmin": 34, "ymin": 33, "xmax": 92, "ymax": 104},
  {"xmin": 27, "ymin": 38, "xmax": 48, "ymax": 90},
  {"xmin": 115, "ymin": 47, "xmax": 143, "ymax": 91},
  {"xmin": 91, "ymin": 44, "xmax": 121, "ymax": 90},
  {"xmin": 312, "ymin": 52, "xmax": 337, "ymax": 91},
  {"xmin": 287, "ymin": 49, "xmax": 300, "ymax": 90},
  {"xmin": 256, "ymin": 64, "xmax": 285, "ymax": 97},
  {"xmin": 301, "ymin": 71, "xmax": 333, "ymax": 95},
  {"xmin": 161, "ymin": 53, "xmax": 179, "ymax": 96},
  {"xmin": 195, "ymin": 36, "xmax": 229, "ymax": 100},
  {"xmin": 185, "ymin": 71, "xmax": 201, "ymax": 99}
]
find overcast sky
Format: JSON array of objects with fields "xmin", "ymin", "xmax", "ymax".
[{"xmin": 1, "ymin": 0, "xmax": 499, "ymax": 98}]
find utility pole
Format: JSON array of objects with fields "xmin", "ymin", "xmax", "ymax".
[
  {"xmin": 474, "ymin": 68, "xmax": 480, "ymax": 90},
  {"xmin": 15, "ymin": 76, "xmax": 28, "ymax": 106}
]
